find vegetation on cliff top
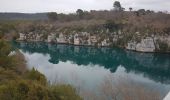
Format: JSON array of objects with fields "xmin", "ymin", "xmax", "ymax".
[{"xmin": 0, "ymin": 1, "xmax": 170, "ymax": 37}]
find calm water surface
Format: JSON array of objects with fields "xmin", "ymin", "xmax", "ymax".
[{"xmin": 13, "ymin": 42, "xmax": 170, "ymax": 98}]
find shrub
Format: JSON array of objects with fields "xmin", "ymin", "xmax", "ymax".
[
  {"xmin": 49, "ymin": 85, "xmax": 82, "ymax": 100},
  {"xmin": 157, "ymin": 40, "xmax": 169, "ymax": 51},
  {"xmin": 24, "ymin": 68, "xmax": 47, "ymax": 85},
  {"xmin": 0, "ymin": 80, "xmax": 82, "ymax": 100}
]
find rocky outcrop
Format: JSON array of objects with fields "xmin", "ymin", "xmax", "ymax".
[
  {"xmin": 101, "ymin": 39, "xmax": 110, "ymax": 47},
  {"xmin": 126, "ymin": 41, "xmax": 136, "ymax": 51},
  {"xmin": 74, "ymin": 34, "xmax": 80, "ymax": 45},
  {"xmin": 56, "ymin": 33, "xmax": 67, "ymax": 44},
  {"xmin": 18, "ymin": 33, "xmax": 26, "ymax": 41},
  {"xmin": 136, "ymin": 37, "xmax": 155, "ymax": 52},
  {"xmin": 17, "ymin": 31, "xmax": 170, "ymax": 53},
  {"xmin": 48, "ymin": 33, "xmax": 56, "ymax": 43},
  {"xmin": 126, "ymin": 37, "xmax": 156, "ymax": 52}
]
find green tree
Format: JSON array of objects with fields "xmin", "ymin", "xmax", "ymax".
[
  {"xmin": 47, "ymin": 12, "xmax": 58, "ymax": 21},
  {"xmin": 24, "ymin": 68, "xmax": 47, "ymax": 85},
  {"xmin": 0, "ymin": 40, "xmax": 12, "ymax": 56},
  {"xmin": 104, "ymin": 20, "xmax": 120, "ymax": 32},
  {"xmin": 129, "ymin": 7, "xmax": 133, "ymax": 11},
  {"xmin": 138, "ymin": 9, "xmax": 146, "ymax": 15},
  {"xmin": 113, "ymin": 1, "xmax": 122, "ymax": 11},
  {"xmin": 0, "ymin": 31, "xmax": 4, "ymax": 39},
  {"xmin": 76, "ymin": 9, "xmax": 84, "ymax": 19}
]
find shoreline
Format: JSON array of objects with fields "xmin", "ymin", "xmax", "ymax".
[{"xmin": 15, "ymin": 40, "xmax": 170, "ymax": 54}]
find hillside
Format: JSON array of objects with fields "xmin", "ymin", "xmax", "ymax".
[
  {"xmin": 0, "ymin": 13, "xmax": 48, "ymax": 20},
  {"xmin": 0, "ymin": 1, "xmax": 170, "ymax": 53}
]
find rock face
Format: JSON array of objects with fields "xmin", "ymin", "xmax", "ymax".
[
  {"xmin": 126, "ymin": 41, "xmax": 136, "ymax": 51},
  {"xmin": 57, "ymin": 33, "xmax": 67, "ymax": 44},
  {"xmin": 126, "ymin": 37, "xmax": 156, "ymax": 52},
  {"xmin": 101, "ymin": 39, "xmax": 110, "ymax": 47},
  {"xmin": 48, "ymin": 33, "xmax": 56, "ymax": 43},
  {"xmin": 35, "ymin": 34, "xmax": 43, "ymax": 41},
  {"xmin": 18, "ymin": 31, "xmax": 170, "ymax": 53},
  {"xmin": 74, "ymin": 34, "xmax": 80, "ymax": 45},
  {"xmin": 112, "ymin": 35, "xmax": 118, "ymax": 43},
  {"xmin": 90, "ymin": 36, "xmax": 97, "ymax": 46},
  {"xmin": 18, "ymin": 33, "xmax": 26, "ymax": 41},
  {"xmin": 136, "ymin": 37, "xmax": 155, "ymax": 52}
]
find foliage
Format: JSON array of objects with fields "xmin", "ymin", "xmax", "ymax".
[
  {"xmin": 24, "ymin": 68, "xmax": 47, "ymax": 85},
  {"xmin": 157, "ymin": 40, "xmax": 169, "ymax": 51},
  {"xmin": 0, "ymin": 40, "xmax": 15, "ymax": 69},
  {"xmin": 49, "ymin": 85, "xmax": 82, "ymax": 100},
  {"xmin": 129, "ymin": 7, "xmax": 132, "ymax": 11},
  {"xmin": 104, "ymin": 20, "xmax": 121, "ymax": 32},
  {"xmin": 76, "ymin": 9, "xmax": 84, "ymax": 19},
  {"xmin": 0, "ymin": 80, "xmax": 82, "ymax": 100},
  {"xmin": 0, "ymin": 40, "xmax": 12, "ymax": 56},
  {"xmin": 0, "ymin": 31, "xmax": 4, "ymax": 39},
  {"xmin": 47, "ymin": 12, "xmax": 58, "ymax": 21},
  {"xmin": 113, "ymin": 1, "xmax": 122, "ymax": 11}
]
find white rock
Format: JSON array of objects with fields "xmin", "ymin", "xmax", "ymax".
[
  {"xmin": 136, "ymin": 37, "xmax": 155, "ymax": 52},
  {"xmin": 101, "ymin": 39, "xmax": 110, "ymax": 47},
  {"xmin": 126, "ymin": 41, "xmax": 136, "ymax": 51},
  {"xmin": 74, "ymin": 34, "xmax": 80, "ymax": 45},
  {"xmin": 57, "ymin": 33, "xmax": 67, "ymax": 43},
  {"xmin": 48, "ymin": 33, "xmax": 56, "ymax": 43},
  {"xmin": 18, "ymin": 33, "xmax": 26, "ymax": 41}
]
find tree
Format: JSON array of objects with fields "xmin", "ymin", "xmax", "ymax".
[
  {"xmin": 138, "ymin": 9, "xmax": 146, "ymax": 15},
  {"xmin": 47, "ymin": 12, "xmax": 58, "ymax": 21},
  {"xmin": 0, "ymin": 31, "xmax": 4, "ymax": 39},
  {"xmin": 76, "ymin": 9, "xmax": 84, "ymax": 19},
  {"xmin": 104, "ymin": 20, "xmax": 120, "ymax": 32},
  {"xmin": 129, "ymin": 7, "xmax": 133, "ymax": 11},
  {"xmin": 122, "ymin": 8, "xmax": 125, "ymax": 11},
  {"xmin": 113, "ymin": 1, "xmax": 122, "ymax": 11}
]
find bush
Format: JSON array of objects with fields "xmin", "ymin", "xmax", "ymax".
[
  {"xmin": 0, "ymin": 40, "xmax": 12, "ymax": 56},
  {"xmin": 104, "ymin": 20, "xmax": 120, "ymax": 32},
  {"xmin": 158, "ymin": 40, "xmax": 169, "ymax": 51},
  {"xmin": 49, "ymin": 85, "xmax": 82, "ymax": 100},
  {"xmin": 0, "ymin": 80, "xmax": 82, "ymax": 100},
  {"xmin": 24, "ymin": 68, "xmax": 47, "ymax": 85},
  {"xmin": 0, "ymin": 80, "xmax": 49, "ymax": 100}
]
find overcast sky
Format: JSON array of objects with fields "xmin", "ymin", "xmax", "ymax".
[{"xmin": 0, "ymin": 0, "xmax": 170, "ymax": 13}]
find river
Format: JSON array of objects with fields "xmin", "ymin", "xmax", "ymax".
[{"xmin": 12, "ymin": 41, "xmax": 170, "ymax": 99}]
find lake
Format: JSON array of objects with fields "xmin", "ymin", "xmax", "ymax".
[{"xmin": 13, "ymin": 41, "xmax": 170, "ymax": 99}]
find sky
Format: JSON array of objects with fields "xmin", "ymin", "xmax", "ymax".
[{"xmin": 0, "ymin": 0, "xmax": 170, "ymax": 13}]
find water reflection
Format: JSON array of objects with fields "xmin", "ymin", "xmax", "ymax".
[
  {"xmin": 13, "ymin": 42, "xmax": 170, "ymax": 84},
  {"xmin": 12, "ymin": 41, "xmax": 170, "ymax": 98}
]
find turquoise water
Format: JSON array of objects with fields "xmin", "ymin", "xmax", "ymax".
[{"xmin": 13, "ymin": 42, "xmax": 170, "ymax": 98}]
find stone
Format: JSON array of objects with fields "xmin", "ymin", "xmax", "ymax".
[
  {"xmin": 113, "ymin": 35, "xmax": 118, "ymax": 43},
  {"xmin": 57, "ymin": 33, "xmax": 67, "ymax": 43},
  {"xmin": 90, "ymin": 36, "xmax": 97, "ymax": 44},
  {"xmin": 18, "ymin": 33, "xmax": 26, "ymax": 41},
  {"xmin": 74, "ymin": 34, "xmax": 80, "ymax": 45},
  {"xmin": 136, "ymin": 37, "xmax": 155, "ymax": 52},
  {"xmin": 101, "ymin": 39, "xmax": 110, "ymax": 47},
  {"xmin": 126, "ymin": 41, "xmax": 136, "ymax": 51},
  {"xmin": 48, "ymin": 33, "xmax": 56, "ymax": 43}
]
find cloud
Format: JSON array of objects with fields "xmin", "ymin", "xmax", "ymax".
[{"xmin": 0, "ymin": 0, "xmax": 169, "ymax": 13}]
